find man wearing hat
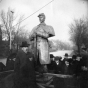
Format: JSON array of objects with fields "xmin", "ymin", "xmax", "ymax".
[
  {"xmin": 14, "ymin": 41, "xmax": 37, "ymax": 88},
  {"xmin": 29, "ymin": 13, "xmax": 55, "ymax": 72}
]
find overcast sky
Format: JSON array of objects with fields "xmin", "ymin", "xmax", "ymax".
[{"xmin": 0, "ymin": 0, "xmax": 87, "ymax": 43}]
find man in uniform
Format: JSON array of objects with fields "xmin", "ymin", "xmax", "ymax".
[{"xmin": 29, "ymin": 13, "xmax": 55, "ymax": 72}]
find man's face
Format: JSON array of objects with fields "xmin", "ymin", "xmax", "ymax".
[
  {"xmin": 39, "ymin": 16, "xmax": 45, "ymax": 23},
  {"xmin": 76, "ymin": 57, "xmax": 81, "ymax": 61},
  {"xmin": 56, "ymin": 60, "xmax": 59, "ymax": 65},
  {"xmin": 65, "ymin": 61, "xmax": 69, "ymax": 66},
  {"xmin": 22, "ymin": 47, "xmax": 28, "ymax": 53}
]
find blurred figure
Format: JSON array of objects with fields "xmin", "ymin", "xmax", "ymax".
[
  {"xmin": 72, "ymin": 55, "xmax": 77, "ymax": 61},
  {"xmin": 75, "ymin": 54, "xmax": 82, "ymax": 76},
  {"xmin": 64, "ymin": 53, "xmax": 69, "ymax": 59},
  {"xmin": 5, "ymin": 59, "xmax": 15, "ymax": 71},
  {"xmin": 80, "ymin": 47, "xmax": 88, "ymax": 88},
  {"xmin": 0, "ymin": 62, "xmax": 5, "ymax": 72},
  {"xmin": 50, "ymin": 54, "xmax": 55, "ymax": 61},
  {"xmin": 47, "ymin": 54, "xmax": 56, "ymax": 72},
  {"xmin": 71, "ymin": 55, "xmax": 77, "ymax": 75},
  {"xmin": 14, "ymin": 41, "xmax": 37, "ymax": 88},
  {"xmin": 55, "ymin": 56, "xmax": 62, "ymax": 74},
  {"xmin": 5, "ymin": 53, "xmax": 16, "ymax": 71},
  {"xmin": 6, "ymin": 52, "xmax": 16, "ymax": 66},
  {"xmin": 61, "ymin": 54, "xmax": 73, "ymax": 75}
]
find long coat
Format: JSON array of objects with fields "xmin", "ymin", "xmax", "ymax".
[
  {"xmin": 14, "ymin": 49, "xmax": 36, "ymax": 88},
  {"xmin": 30, "ymin": 23, "xmax": 55, "ymax": 64}
]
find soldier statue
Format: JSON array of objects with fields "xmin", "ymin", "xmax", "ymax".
[{"xmin": 29, "ymin": 13, "xmax": 55, "ymax": 72}]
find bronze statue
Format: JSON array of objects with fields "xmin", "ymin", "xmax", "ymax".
[{"xmin": 29, "ymin": 13, "xmax": 55, "ymax": 72}]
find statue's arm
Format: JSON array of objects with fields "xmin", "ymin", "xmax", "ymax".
[
  {"xmin": 29, "ymin": 27, "xmax": 37, "ymax": 41},
  {"xmin": 36, "ymin": 31, "xmax": 49, "ymax": 38},
  {"xmin": 48, "ymin": 26, "xmax": 55, "ymax": 37},
  {"xmin": 36, "ymin": 26, "xmax": 55, "ymax": 38}
]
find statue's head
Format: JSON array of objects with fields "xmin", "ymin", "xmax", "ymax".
[{"xmin": 38, "ymin": 13, "xmax": 46, "ymax": 23}]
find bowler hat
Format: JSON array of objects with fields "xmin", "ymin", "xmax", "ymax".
[
  {"xmin": 64, "ymin": 53, "xmax": 68, "ymax": 57},
  {"xmin": 38, "ymin": 13, "xmax": 45, "ymax": 17},
  {"xmin": 20, "ymin": 41, "xmax": 30, "ymax": 47}
]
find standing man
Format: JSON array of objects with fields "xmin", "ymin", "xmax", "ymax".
[
  {"xmin": 80, "ymin": 47, "xmax": 88, "ymax": 88},
  {"xmin": 29, "ymin": 13, "xmax": 55, "ymax": 72},
  {"xmin": 14, "ymin": 41, "xmax": 37, "ymax": 88}
]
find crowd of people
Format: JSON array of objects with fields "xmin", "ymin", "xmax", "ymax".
[
  {"xmin": 47, "ymin": 47, "xmax": 88, "ymax": 88},
  {"xmin": 0, "ymin": 46, "xmax": 88, "ymax": 88},
  {"xmin": 48, "ymin": 52, "xmax": 87, "ymax": 76}
]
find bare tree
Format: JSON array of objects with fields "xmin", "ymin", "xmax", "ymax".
[
  {"xmin": 12, "ymin": 15, "xmax": 27, "ymax": 50},
  {"xmin": 0, "ymin": 8, "xmax": 16, "ymax": 50},
  {"xmin": 69, "ymin": 18, "xmax": 88, "ymax": 54},
  {"xmin": 49, "ymin": 40, "xmax": 59, "ymax": 52},
  {"xmin": 13, "ymin": 28, "xmax": 30, "ymax": 50},
  {"xmin": 0, "ymin": 8, "xmax": 27, "ymax": 51},
  {"xmin": 49, "ymin": 39, "xmax": 72, "ymax": 52}
]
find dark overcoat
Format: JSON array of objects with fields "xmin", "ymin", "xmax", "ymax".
[{"xmin": 14, "ymin": 49, "xmax": 37, "ymax": 88}]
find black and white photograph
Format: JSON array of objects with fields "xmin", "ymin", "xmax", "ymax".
[{"xmin": 0, "ymin": 0, "xmax": 88, "ymax": 88}]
